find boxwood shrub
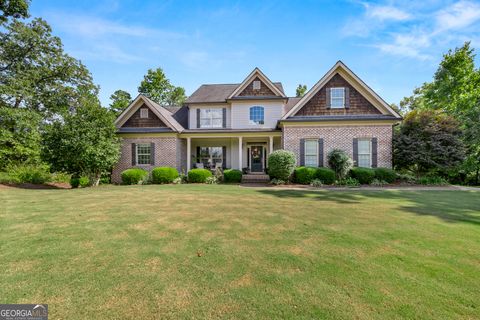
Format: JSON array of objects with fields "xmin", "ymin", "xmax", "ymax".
[
  {"xmin": 294, "ymin": 167, "xmax": 317, "ymax": 184},
  {"xmin": 314, "ymin": 167, "xmax": 336, "ymax": 185},
  {"xmin": 121, "ymin": 168, "xmax": 148, "ymax": 185},
  {"xmin": 188, "ymin": 168, "xmax": 212, "ymax": 183},
  {"xmin": 152, "ymin": 167, "xmax": 179, "ymax": 184},
  {"xmin": 267, "ymin": 150, "xmax": 296, "ymax": 181},
  {"xmin": 350, "ymin": 167, "xmax": 375, "ymax": 184},
  {"xmin": 374, "ymin": 167, "xmax": 396, "ymax": 184},
  {"xmin": 223, "ymin": 169, "xmax": 242, "ymax": 183}
]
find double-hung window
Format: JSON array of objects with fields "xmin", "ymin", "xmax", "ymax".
[
  {"xmin": 304, "ymin": 139, "xmax": 318, "ymax": 167},
  {"xmin": 249, "ymin": 106, "xmax": 264, "ymax": 125},
  {"xmin": 330, "ymin": 88, "xmax": 345, "ymax": 108},
  {"xmin": 136, "ymin": 143, "xmax": 151, "ymax": 165},
  {"xmin": 358, "ymin": 139, "xmax": 372, "ymax": 168},
  {"xmin": 199, "ymin": 147, "xmax": 223, "ymax": 167},
  {"xmin": 200, "ymin": 109, "xmax": 223, "ymax": 128}
]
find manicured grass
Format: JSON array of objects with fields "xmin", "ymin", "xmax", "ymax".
[{"xmin": 1, "ymin": 185, "xmax": 479, "ymax": 319}]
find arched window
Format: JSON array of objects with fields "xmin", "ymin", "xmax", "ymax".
[{"xmin": 249, "ymin": 106, "xmax": 264, "ymax": 125}]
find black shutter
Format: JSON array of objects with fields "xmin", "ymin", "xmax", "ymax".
[
  {"xmin": 131, "ymin": 143, "xmax": 136, "ymax": 166},
  {"xmin": 263, "ymin": 147, "xmax": 267, "ymax": 170},
  {"xmin": 318, "ymin": 139, "xmax": 324, "ymax": 167},
  {"xmin": 196, "ymin": 109, "xmax": 200, "ymax": 128},
  {"xmin": 299, "ymin": 138, "xmax": 305, "ymax": 166},
  {"xmin": 247, "ymin": 148, "xmax": 250, "ymax": 167},
  {"xmin": 196, "ymin": 146, "xmax": 200, "ymax": 165},
  {"xmin": 345, "ymin": 87, "xmax": 350, "ymax": 109},
  {"xmin": 371, "ymin": 138, "xmax": 378, "ymax": 168},
  {"xmin": 353, "ymin": 138, "xmax": 358, "ymax": 167},
  {"xmin": 222, "ymin": 146, "xmax": 227, "ymax": 169},
  {"xmin": 150, "ymin": 142, "xmax": 155, "ymax": 165},
  {"xmin": 326, "ymin": 88, "xmax": 331, "ymax": 109},
  {"xmin": 222, "ymin": 108, "xmax": 226, "ymax": 128}
]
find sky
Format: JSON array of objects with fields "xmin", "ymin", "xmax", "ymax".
[{"xmin": 30, "ymin": 0, "xmax": 480, "ymax": 107}]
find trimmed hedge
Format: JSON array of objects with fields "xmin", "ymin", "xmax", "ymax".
[
  {"xmin": 314, "ymin": 167, "xmax": 336, "ymax": 185},
  {"xmin": 188, "ymin": 168, "xmax": 212, "ymax": 183},
  {"xmin": 121, "ymin": 168, "xmax": 148, "ymax": 185},
  {"xmin": 374, "ymin": 167, "xmax": 396, "ymax": 183},
  {"xmin": 267, "ymin": 150, "xmax": 296, "ymax": 181},
  {"xmin": 152, "ymin": 167, "xmax": 179, "ymax": 184},
  {"xmin": 224, "ymin": 169, "xmax": 242, "ymax": 183},
  {"xmin": 350, "ymin": 167, "xmax": 375, "ymax": 184},
  {"xmin": 294, "ymin": 167, "xmax": 317, "ymax": 185}
]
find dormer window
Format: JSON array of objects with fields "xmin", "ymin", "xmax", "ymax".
[
  {"xmin": 140, "ymin": 108, "xmax": 149, "ymax": 118},
  {"xmin": 330, "ymin": 87, "xmax": 345, "ymax": 108},
  {"xmin": 249, "ymin": 106, "xmax": 264, "ymax": 125},
  {"xmin": 253, "ymin": 80, "xmax": 261, "ymax": 90}
]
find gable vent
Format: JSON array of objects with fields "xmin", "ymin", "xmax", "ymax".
[
  {"xmin": 140, "ymin": 108, "xmax": 149, "ymax": 118},
  {"xmin": 253, "ymin": 80, "xmax": 261, "ymax": 90}
]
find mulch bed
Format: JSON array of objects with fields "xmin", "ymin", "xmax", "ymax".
[{"xmin": 0, "ymin": 182, "xmax": 71, "ymax": 190}]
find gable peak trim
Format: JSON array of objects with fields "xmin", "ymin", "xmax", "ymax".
[{"xmin": 228, "ymin": 67, "xmax": 286, "ymax": 99}]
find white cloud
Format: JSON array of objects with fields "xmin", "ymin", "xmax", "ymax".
[
  {"xmin": 435, "ymin": 0, "xmax": 480, "ymax": 32},
  {"xmin": 375, "ymin": 32, "xmax": 432, "ymax": 60},
  {"xmin": 366, "ymin": 4, "xmax": 411, "ymax": 21}
]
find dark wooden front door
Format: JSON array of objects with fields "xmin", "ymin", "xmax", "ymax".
[{"xmin": 250, "ymin": 146, "xmax": 263, "ymax": 172}]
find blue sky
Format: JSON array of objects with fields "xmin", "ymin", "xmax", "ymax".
[{"xmin": 30, "ymin": 0, "xmax": 480, "ymax": 107}]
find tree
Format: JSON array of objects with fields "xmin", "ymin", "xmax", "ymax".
[
  {"xmin": 296, "ymin": 84, "xmax": 307, "ymax": 97},
  {"xmin": 42, "ymin": 94, "xmax": 121, "ymax": 186},
  {"xmin": 0, "ymin": 0, "xmax": 29, "ymax": 23},
  {"xmin": 393, "ymin": 109, "xmax": 465, "ymax": 176},
  {"xmin": 138, "ymin": 68, "xmax": 186, "ymax": 106},
  {"xmin": 109, "ymin": 89, "xmax": 132, "ymax": 116},
  {"xmin": 0, "ymin": 18, "xmax": 97, "ymax": 117}
]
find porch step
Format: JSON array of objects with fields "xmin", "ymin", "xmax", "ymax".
[{"xmin": 242, "ymin": 174, "xmax": 270, "ymax": 183}]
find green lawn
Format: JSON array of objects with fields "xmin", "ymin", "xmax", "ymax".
[{"xmin": 1, "ymin": 185, "xmax": 479, "ymax": 319}]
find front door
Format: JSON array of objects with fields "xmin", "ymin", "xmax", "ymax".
[{"xmin": 250, "ymin": 146, "xmax": 263, "ymax": 172}]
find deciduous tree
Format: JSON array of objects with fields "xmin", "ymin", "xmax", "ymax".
[
  {"xmin": 138, "ymin": 68, "xmax": 186, "ymax": 106},
  {"xmin": 109, "ymin": 89, "xmax": 132, "ymax": 116}
]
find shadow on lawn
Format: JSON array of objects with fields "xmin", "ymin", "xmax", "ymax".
[{"xmin": 256, "ymin": 189, "xmax": 480, "ymax": 226}]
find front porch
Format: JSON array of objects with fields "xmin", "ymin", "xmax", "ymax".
[{"xmin": 183, "ymin": 132, "xmax": 282, "ymax": 173}]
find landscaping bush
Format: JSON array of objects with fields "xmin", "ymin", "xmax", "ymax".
[
  {"xmin": 327, "ymin": 149, "xmax": 353, "ymax": 179},
  {"xmin": 417, "ymin": 176, "xmax": 449, "ymax": 185},
  {"xmin": 374, "ymin": 168, "xmax": 396, "ymax": 184},
  {"xmin": 152, "ymin": 167, "xmax": 179, "ymax": 184},
  {"xmin": 350, "ymin": 167, "xmax": 376, "ymax": 184},
  {"xmin": 205, "ymin": 176, "xmax": 219, "ymax": 184},
  {"xmin": 3, "ymin": 164, "xmax": 51, "ymax": 184},
  {"xmin": 50, "ymin": 172, "xmax": 71, "ymax": 183},
  {"xmin": 267, "ymin": 150, "xmax": 296, "ymax": 181},
  {"xmin": 79, "ymin": 176, "xmax": 90, "ymax": 187},
  {"xmin": 371, "ymin": 179, "xmax": 388, "ymax": 187},
  {"xmin": 270, "ymin": 178, "xmax": 286, "ymax": 185},
  {"xmin": 0, "ymin": 172, "xmax": 21, "ymax": 184},
  {"xmin": 310, "ymin": 179, "xmax": 324, "ymax": 188},
  {"xmin": 294, "ymin": 167, "xmax": 317, "ymax": 184},
  {"xmin": 223, "ymin": 169, "xmax": 242, "ymax": 183},
  {"xmin": 121, "ymin": 168, "xmax": 148, "ymax": 185},
  {"xmin": 70, "ymin": 177, "xmax": 80, "ymax": 188},
  {"xmin": 188, "ymin": 168, "xmax": 212, "ymax": 183},
  {"xmin": 314, "ymin": 167, "xmax": 336, "ymax": 185},
  {"xmin": 336, "ymin": 177, "xmax": 360, "ymax": 187}
]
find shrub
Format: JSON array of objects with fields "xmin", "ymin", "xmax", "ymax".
[
  {"xmin": 350, "ymin": 167, "xmax": 376, "ymax": 184},
  {"xmin": 268, "ymin": 150, "xmax": 296, "ymax": 181},
  {"xmin": 310, "ymin": 179, "xmax": 324, "ymax": 188},
  {"xmin": 152, "ymin": 167, "xmax": 179, "ymax": 184},
  {"xmin": 224, "ymin": 169, "xmax": 242, "ymax": 183},
  {"xmin": 397, "ymin": 173, "xmax": 416, "ymax": 184},
  {"xmin": 188, "ymin": 168, "xmax": 212, "ymax": 183},
  {"xmin": 0, "ymin": 172, "xmax": 21, "ymax": 184},
  {"xmin": 121, "ymin": 168, "xmax": 148, "ymax": 185},
  {"xmin": 270, "ymin": 178, "xmax": 286, "ymax": 185},
  {"xmin": 294, "ymin": 167, "xmax": 317, "ymax": 184},
  {"xmin": 374, "ymin": 168, "xmax": 396, "ymax": 183},
  {"xmin": 70, "ymin": 177, "xmax": 80, "ymax": 188},
  {"xmin": 205, "ymin": 176, "xmax": 219, "ymax": 184},
  {"xmin": 417, "ymin": 176, "xmax": 449, "ymax": 185},
  {"xmin": 314, "ymin": 167, "xmax": 336, "ymax": 185},
  {"xmin": 79, "ymin": 176, "xmax": 90, "ymax": 187},
  {"xmin": 172, "ymin": 177, "xmax": 183, "ymax": 184},
  {"xmin": 6, "ymin": 164, "xmax": 51, "ymax": 184},
  {"xmin": 337, "ymin": 177, "xmax": 360, "ymax": 187},
  {"xmin": 371, "ymin": 179, "xmax": 388, "ymax": 187},
  {"xmin": 327, "ymin": 149, "xmax": 353, "ymax": 179}
]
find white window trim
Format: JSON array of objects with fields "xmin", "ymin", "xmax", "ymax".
[
  {"xmin": 249, "ymin": 106, "xmax": 265, "ymax": 125},
  {"xmin": 136, "ymin": 143, "xmax": 151, "ymax": 165},
  {"xmin": 304, "ymin": 139, "xmax": 318, "ymax": 167},
  {"xmin": 357, "ymin": 139, "xmax": 372, "ymax": 168},
  {"xmin": 140, "ymin": 108, "xmax": 149, "ymax": 118},
  {"xmin": 330, "ymin": 87, "xmax": 345, "ymax": 109},
  {"xmin": 253, "ymin": 80, "xmax": 261, "ymax": 90},
  {"xmin": 199, "ymin": 108, "xmax": 223, "ymax": 128}
]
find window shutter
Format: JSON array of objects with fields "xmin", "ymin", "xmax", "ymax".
[
  {"xmin": 196, "ymin": 109, "xmax": 200, "ymax": 128},
  {"xmin": 222, "ymin": 146, "xmax": 227, "ymax": 169},
  {"xmin": 131, "ymin": 143, "xmax": 136, "ymax": 166},
  {"xmin": 353, "ymin": 138, "xmax": 358, "ymax": 166},
  {"xmin": 196, "ymin": 146, "xmax": 200, "ymax": 163},
  {"xmin": 150, "ymin": 142, "xmax": 155, "ymax": 165},
  {"xmin": 345, "ymin": 87, "xmax": 350, "ymax": 109},
  {"xmin": 318, "ymin": 139, "xmax": 324, "ymax": 167},
  {"xmin": 247, "ymin": 148, "xmax": 250, "ymax": 167},
  {"xmin": 371, "ymin": 138, "xmax": 378, "ymax": 168},
  {"xmin": 222, "ymin": 108, "xmax": 226, "ymax": 128},
  {"xmin": 326, "ymin": 88, "xmax": 331, "ymax": 109},
  {"xmin": 299, "ymin": 138, "xmax": 305, "ymax": 166}
]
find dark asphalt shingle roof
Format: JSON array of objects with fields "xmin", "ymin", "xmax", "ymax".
[
  {"xmin": 282, "ymin": 115, "xmax": 402, "ymax": 121},
  {"xmin": 186, "ymin": 82, "xmax": 284, "ymax": 103}
]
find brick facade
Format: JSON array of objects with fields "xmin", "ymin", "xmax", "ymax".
[
  {"xmin": 238, "ymin": 77, "xmax": 277, "ymax": 96},
  {"xmin": 282, "ymin": 125, "xmax": 393, "ymax": 168},
  {"xmin": 123, "ymin": 104, "xmax": 168, "ymax": 128},
  {"xmin": 112, "ymin": 136, "xmax": 182, "ymax": 183},
  {"xmin": 295, "ymin": 74, "xmax": 381, "ymax": 116}
]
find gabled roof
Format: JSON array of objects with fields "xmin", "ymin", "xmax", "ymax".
[
  {"xmin": 282, "ymin": 61, "xmax": 402, "ymax": 120},
  {"xmin": 115, "ymin": 95, "xmax": 184, "ymax": 132},
  {"xmin": 228, "ymin": 67, "xmax": 287, "ymax": 99}
]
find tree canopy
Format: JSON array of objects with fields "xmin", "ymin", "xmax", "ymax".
[
  {"xmin": 138, "ymin": 68, "xmax": 186, "ymax": 106},
  {"xmin": 109, "ymin": 89, "xmax": 132, "ymax": 116},
  {"xmin": 0, "ymin": 0, "xmax": 29, "ymax": 23},
  {"xmin": 296, "ymin": 84, "xmax": 307, "ymax": 97}
]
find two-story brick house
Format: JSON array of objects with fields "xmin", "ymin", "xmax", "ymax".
[{"xmin": 112, "ymin": 61, "xmax": 401, "ymax": 183}]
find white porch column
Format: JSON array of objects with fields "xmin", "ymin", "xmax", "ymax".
[
  {"xmin": 186, "ymin": 137, "xmax": 191, "ymax": 172},
  {"xmin": 269, "ymin": 136, "xmax": 274, "ymax": 154},
  {"xmin": 238, "ymin": 136, "xmax": 243, "ymax": 170}
]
